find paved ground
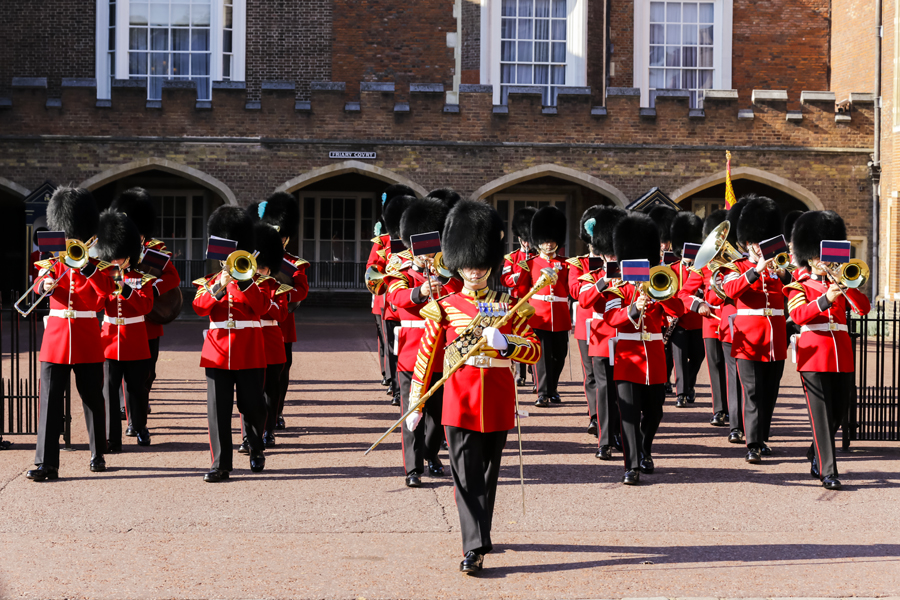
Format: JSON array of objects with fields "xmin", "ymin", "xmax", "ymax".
[{"xmin": 0, "ymin": 307, "xmax": 899, "ymax": 599}]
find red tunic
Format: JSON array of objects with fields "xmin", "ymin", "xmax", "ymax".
[
  {"xmin": 410, "ymin": 288, "xmax": 541, "ymax": 432},
  {"xmin": 567, "ymin": 255, "xmax": 595, "ymax": 341},
  {"xmin": 576, "ymin": 269, "xmax": 618, "ymax": 358},
  {"xmin": 603, "ymin": 283, "xmax": 685, "ymax": 385},
  {"xmin": 784, "ymin": 272, "xmax": 870, "ymax": 372},
  {"xmin": 515, "ymin": 254, "xmax": 571, "ymax": 331},
  {"xmin": 679, "ymin": 266, "xmax": 721, "ymax": 339},
  {"xmin": 100, "ymin": 269, "xmax": 155, "ymax": 362},
  {"xmin": 278, "ymin": 252, "xmax": 310, "ymax": 344},
  {"xmin": 704, "ymin": 269, "xmax": 737, "ymax": 344},
  {"xmin": 366, "ymin": 234, "xmax": 399, "ymax": 320},
  {"xmin": 193, "ymin": 276, "xmax": 268, "ymax": 370},
  {"xmin": 672, "ymin": 261, "xmax": 703, "ymax": 331},
  {"xmin": 721, "ymin": 258, "xmax": 788, "ymax": 362},
  {"xmin": 257, "ymin": 275, "xmax": 291, "ymax": 364},
  {"xmin": 38, "ymin": 259, "xmax": 116, "ymax": 365},
  {"xmin": 142, "ymin": 239, "xmax": 182, "ymax": 340},
  {"xmin": 501, "ymin": 248, "xmax": 530, "ymax": 296}
]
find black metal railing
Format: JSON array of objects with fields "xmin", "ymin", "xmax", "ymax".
[{"xmin": 172, "ymin": 259, "xmax": 209, "ymax": 289}]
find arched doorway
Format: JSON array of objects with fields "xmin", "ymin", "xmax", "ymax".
[
  {"xmin": 0, "ymin": 183, "xmax": 27, "ymax": 304},
  {"xmin": 677, "ymin": 180, "xmax": 809, "ymax": 220}
]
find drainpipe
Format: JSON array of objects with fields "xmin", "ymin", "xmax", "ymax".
[{"xmin": 870, "ymin": 0, "xmax": 883, "ymax": 299}]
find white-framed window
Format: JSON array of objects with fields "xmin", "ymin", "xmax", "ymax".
[
  {"xmin": 299, "ymin": 194, "xmax": 378, "ymax": 263},
  {"xmin": 634, "ymin": 0, "xmax": 732, "ymax": 108},
  {"xmin": 150, "ymin": 189, "xmax": 211, "ymax": 261},
  {"xmin": 493, "ymin": 194, "xmax": 568, "ymax": 254},
  {"xmin": 482, "ymin": 0, "xmax": 587, "ymax": 106},
  {"xmin": 96, "ymin": 0, "xmax": 246, "ymax": 101}
]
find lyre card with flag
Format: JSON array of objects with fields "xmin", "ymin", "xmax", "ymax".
[
  {"xmin": 682, "ymin": 243, "xmax": 701, "ymax": 262},
  {"xmin": 280, "ymin": 257, "xmax": 298, "ymax": 277},
  {"xmin": 477, "ymin": 301, "xmax": 509, "ymax": 317},
  {"xmin": 663, "ymin": 251, "xmax": 678, "ymax": 265},
  {"xmin": 36, "ymin": 231, "xmax": 66, "ymax": 253},
  {"xmin": 605, "ymin": 260, "xmax": 620, "ymax": 278},
  {"xmin": 820, "ymin": 240, "xmax": 851, "ymax": 263},
  {"xmin": 759, "ymin": 235, "xmax": 788, "ymax": 261},
  {"xmin": 621, "ymin": 259, "xmax": 650, "ymax": 282},
  {"xmin": 207, "ymin": 236, "xmax": 237, "ymax": 261},
  {"xmin": 410, "ymin": 231, "xmax": 442, "ymax": 256},
  {"xmin": 389, "ymin": 239, "xmax": 406, "ymax": 254},
  {"xmin": 139, "ymin": 248, "xmax": 170, "ymax": 271},
  {"xmin": 588, "ymin": 256, "xmax": 604, "ymax": 272}
]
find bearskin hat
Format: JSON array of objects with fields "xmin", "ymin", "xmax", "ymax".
[
  {"xmin": 253, "ymin": 222, "xmax": 286, "ymax": 272},
  {"xmin": 703, "ymin": 209, "xmax": 727, "ymax": 238},
  {"xmin": 791, "ymin": 210, "xmax": 847, "ymax": 268},
  {"xmin": 400, "ymin": 197, "xmax": 450, "ymax": 249},
  {"xmin": 783, "ymin": 210, "xmax": 804, "ymax": 244},
  {"xmin": 589, "ymin": 206, "xmax": 626, "ymax": 257},
  {"xmin": 382, "ymin": 194, "xmax": 414, "ymax": 239},
  {"xmin": 110, "ymin": 187, "xmax": 157, "ymax": 240},
  {"xmin": 725, "ymin": 199, "xmax": 748, "ymax": 246},
  {"xmin": 671, "ymin": 211, "xmax": 703, "ymax": 256},
  {"xmin": 614, "ymin": 212, "xmax": 661, "ymax": 265},
  {"xmin": 208, "ymin": 205, "xmax": 255, "ymax": 252},
  {"xmin": 579, "ymin": 205, "xmax": 606, "ymax": 245},
  {"xmin": 648, "ymin": 205, "xmax": 677, "ymax": 244},
  {"xmin": 47, "ymin": 186, "xmax": 99, "ymax": 242},
  {"xmin": 32, "ymin": 226, "xmax": 48, "ymax": 247},
  {"xmin": 95, "ymin": 209, "xmax": 143, "ymax": 266},
  {"xmin": 442, "ymin": 200, "xmax": 505, "ymax": 273},
  {"xmin": 737, "ymin": 195, "xmax": 781, "ymax": 245},
  {"xmin": 511, "ymin": 206, "xmax": 537, "ymax": 245},
  {"xmin": 531, "ymin": 205, "xmax": 567, "ymax": 248},
  {"xmin": 426, "ymin": 188, "xmax": 462, "ymax": 211},
  {"xmin": 382, "ymin": 184, "xmax": 416, "ymax": 207},
  {"xmin": 246, "ymin": 192, "xmax": 298, "ymax": 242}
]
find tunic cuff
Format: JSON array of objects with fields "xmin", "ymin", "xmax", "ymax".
[
  {"xmin": 120, "ymin": 283, "xmax": 133, "ymax": 299},
  {"xmin": 595, "ymin": 279, "xmax": 609, "ymax": 293},
  {"xmin": 81, "ymin": 263, "xmax": 97, "ymax": 278},
  {"xmin": 816, "ymin": 295, "xmax": 832, "ymax": 312},
  {"xmin": 411, "ymin": 287, "xmax": 426, "ymax": 304},
  {"xmin": 628, "ymin": 304, "xmax": 641, "ymax": 322},
  {"xmin": 745, "ymin": 269, "xmax": 760, "ymax": 285}
]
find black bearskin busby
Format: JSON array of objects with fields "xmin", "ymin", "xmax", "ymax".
[
  {"xmin": 725, "ymin": 199, "xmax": 748, "ymax": 246},
  {"xmin": 648, "ymin": 205, "xmax": 677, "ymax": 245},
  {"xmin": 671, "ymin": 211, "xmax": 703, "ymax": 256},
  {"xmin": 737, "ymin": 195, "xmax": 781, "ymax": 246},
  {"xmin": 791, "ymin": 211, "xmax": 847, "ymax": 268},
  {"xmin": 511, "ymin": 206, "xmax": 537, "ymax": 245},
  {"xmin": 95, "ymin": 209, "xmax": 143, "ymax": 266},
  {"xmin": 703, "ymin": 209, "xmax": 727, "ymax": 238},
  {"xmin": 400, "ymin": 197, "xmax": 450, "ymax": 249},
  {"xmin": 579, "ymin": 205, "xmax": 606, "ymax": 245},
  {"xmin": 208, "ymin": 205, "xmax": 255, "ymax": 252},
  {"xmin": 442, "ymin": 200, "xmax": 505, "ymax": 273},
  {"xmin": 32, "ymin": 226, "xmax": 48, "ymax": 247},
  {"xmin": 783, "ymin": 210, "xmax": 804, "ymax": 244},
  {"xmin": 426, "ymin": 188, "xmax": 462, "ymax": 211},
  {"xmin": 531, "ymin": 205, "xmax": 567, "ymax": 249},
  {"xmin": 253, "ymin": 222, "xmax": 286, "ymax": 272},
  {"xmin": 110, "ymin": 187, "xmax": 157, "ymax": 240},
  {"xmin": 255, "ymin": 192, "xmax": 300, "ymax": 242},
  {"xmin": 614, "ymin": 212, "xmax": 661, "ymax": 265},
  {"xmin": 382, "ymin": 184, "xmax": 416, "ymax": 207},
  {"xmin": 47, "ymin": 186, "xmax": 99, "ymax": 242},
  {"xmin": 589, "ymin": 206, "xmax": 626, "ymax": 257},
  {"xmin": 382, "ymin": 194, "xmax": 414, "ymax": 240}
]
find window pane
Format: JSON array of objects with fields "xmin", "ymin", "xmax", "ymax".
[
  {"xmin": 683, "ymin": 69, "xmax": 697, "ymax": 89},
  {"xmin": 191, "ymin": 3, "xmax": 210, "ymax": 26},
  {"xmin": 666, "ymin": 24, "xmax": 680, "ymax": 45},
  {"xmin": 683, "ymin": 46, "xmax": 697, "ymax": 67},
  {"xmin": 502, "ymin": 64, "xmax": 514, "ymax": 83},
  {"xmin": 224, "ymin": 5, "xmax": 233, "ymax": 27},
  {"xmin": 321, "ymin": 199, "xmax": 331, "ymax": 218},
  {"xmin": 666, "ymin": 2, "xmax": 681, "ymax": 22},
  {"xmin": 303, "ymin": 219, "xmax": 314, "ymax": 240},
  {"xmin": 151, "ymin": 28, "xmax": 168, "ymax": 51},
  {"xmin": 552, "ymin": 41, "xmax": 566, "ymax": 61},
  {"xmin": 150, "ymin": 52, "xmax": 167, "ymax": 75},
  {"xmin": 110, "ymin": 3, "xmax": 117, "ymax": 27},
  {"xmin": 173, "ymin": 52, "xmax": 189, "ymax": 75},
  {"xmin": 535, "ymin": 19, "xmax": 549, "ymax": 39},
  {"xmin": 223, "ymin": 29, "xmax": 232, "ymax": 53},
  {"xmin": 130, "ymin": 51, "xmax": 148, "ymax": 75},
  {"xmin": 173, "ymin": 28, "xmax": 190, "ymax": 51},
  {"xmin": 535, "ymin": 0, "xmax": 550, "ymax": 18},
  {"xmin": 699, "ymin": 69, "xmax": 713, "ymax": 88},
  {"xmin": 650, "ymin": 46, "xmax": 664, "ymax": 66},
  {"xmin": 650, "ymin": 24, "xmax": 664, "ymax": 44},
  {"xmin": 517, "ymin": 64, "xmax": 532, "ymax": 84},
  {"xmin": 191, "ymin": 53, "xmax": 209, "ymax": 76},
  {"xmin": 552, "ymin": 0, "xmax": 566, "ymax": 18},
  {"xmin": 699, "ymin": 3, "xmax": 714, "ymax": 22},
  {"xmin": 666, "ymin": 47, "xmax": 680, "ymax": 66},
  {"xmin": 535, "ymin": 41, "xmax": 549, "ymax": 61},
  {"xmin": 518, "ymin": 18, "xmax": 533, "ymax": 39},
  {"xmin": 192, "ymin": 216, "xmax": 203, "ymax": 238},
  {"xmin": 684, "ymin": 2, "xmax": 698, "ymax": 22},
  {"xmin": 518, "ymin": 41, "xmax": 533, "ymax": 61},
  {"xmin": 361, "ymin": 199, "xmax": 372, "ymax": 218},
  {"xmin": 130, "ymin": 3, "xmax": 149, "ymax": 25},
  {"xmin": 552, "ymin": 19, "xmax": 566, "ymax": 40},
  {"xmin": 150, "ymin": 3, "xmax": 168, "ymax": 26},
  {"xmin": 172, "ymin": 3, "xmax": 190, "ymax": 25},
  {"xmin": 649, "ymin": 68, "xmax": 665, "ymax": 88},
  {"xmin": 502, "ymin": 41, "xmax": 516, "ymax": 61},
  {"xmin": 535, "ymin": 65, "xmax": 549, "ymax": 84},
  {"xmin": 683, "ymin": 24, "xmax": 697, "ymax": 44},
  {"xmin": 343, "ymin": 221, "xmax": 354, "ymax": 240},
  {"xmin": 518, "ymin": 0, "xmax": 533, "ymax": 17},
  {"xmin": 333, "ymin": 199, "xmax": 344, "ymax": 220},
  {"xmin": 130, "ymin": 28, "xmax": 148, "ymax": 50},
  {"xmin": 699, "ymin": 24, "xmax": 713, "ymax": 44},
  {"xmin": 666, "ymin": 69, "xmax": 679, "ymax": 88},
  {"xmin": 551, "ymin": 64, "xmax": 565, "ymax": 84},
  {"xmin": 191, "ymin": 29, "xmax": 209, "ymax": 51},
  {"xmin": 699, "ymin": 46, "xmax": 713, "ymax": 67},
  {"xmin": 650, "ymin": 1, "xmax": 665, "ymax": 21},
  {"xmin": 502, "ymin": 0, "xmax": 516, "ymax": 16},
  {"xmin": 502, "ymin": 18, "xmax": 515, "ymax": 38}
]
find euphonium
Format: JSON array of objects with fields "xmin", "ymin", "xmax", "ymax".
[
  {"xmin": 641, "ymin": 265, "xmax": 679, "ymax": 302},
  {"xmin": 224, "ymin": 250, "xmax": 257, "ymax": 281},
  {"xmin": 431, "ymin": 251, "xmax": 455, "ymax": 279},
  {"xmin": 694, "ymin": 221, "xmax": 743, "ymax": 271}
]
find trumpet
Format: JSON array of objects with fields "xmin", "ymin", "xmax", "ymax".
[
  {"xmin": 15, "ymin": 238, "xmax": 97, "ymax": 317},
  {"xmin": 813, "ymin": 258, "xmax": 869, "ymax": 314},
  {"xmin": 635, "ymin": 265, "xmax": 679, "ymax": 326},
  {"xmin": 773, "ymin": 252, "xmax": 796, "ymax": 271},
  {"xmin": 224, "ymin": 250, "xmax": 257, "ymax": 281}
]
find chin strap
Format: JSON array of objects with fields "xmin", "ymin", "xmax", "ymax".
[{"xmin": 458, "ymin": 268, "xmax": 492, "ymax": 285}]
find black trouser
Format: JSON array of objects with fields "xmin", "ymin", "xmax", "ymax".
[
  {"xmin": 577, "ymin": 339, "xmax": 597, "ymax": 419},
  {"xmin": 397, "ymin": 371, "xmax": 445, "ymax": 475},
  {"xmin": 767, "ymin": 359, "xmax": 786, "ymax": 442},
  {"xmin": 264, "ymin": 362, "xmax": 285, "ymax": 434},
  {"xmin": 616, "ymin": 381, "xmax": 665, "ymax": 471},
  {"xmin": 800, "ymin": 371, "xmax": 852, "ymax": 480},
  {"xmin": 122, "ymin": 336, "xmax": 160, "ymax": 426},
  {"xmin": 278, "ymin": 342, "xmax": 292, "ymax": 417},
  {"xmin": 104, "ymin": 358, "xmax": 151, "ymax": 445},
  {"xmin": 665, "ymin": 341, "xmax": 674, "ymax": 384},
  {"xmin": 723, "ymin": 342, "xmax": 743, "ymax": 433},
  {"xmin": 445, "ymin": 425, "xmax": 508, "ymax": 555},
  {"xmin": 384, "ymin": 319, "xmax": 400, "ymax": 397},
  {"xmin": 704, "ymin": 337, "xmax": 727, "ymax": 414},
  {"xmin": 671, "ymin": 326, "xmax": 705, "ymax": 397},
  {"xmin": 206, "ymin": 367, "xmax": 266, "ymax": 471},
  {"xmin": 737, "ymin": 359, "xmax": 783, "ymax": 449},
  {"xmin": 35, "ymin": 362, "xmax": 106, "ymax": 468},
  {"xmin": 533, "ymin": 329, "xmax": 568, "ymax": 397},
  {"xmin": 591, "ymin": 356, "xmax": 620, "ymax": 447},
  {"xmin": 516, "ymin": 361, "xmax": 529, "ymax": 383},
  {"xmin": 375, "ymin": 315, "xmax": 386, "ymax": 379}
]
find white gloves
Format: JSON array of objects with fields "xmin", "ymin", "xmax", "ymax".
[
  {"xmin": 483, "ymin": 326, "xmax": 509, "ymax": 351},
  {"xmin": 405, "ymin": 410, "xmax": 423, "ymax": 432}
]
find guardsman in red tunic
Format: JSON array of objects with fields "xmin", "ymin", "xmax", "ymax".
[
  {"xmin": 95, "ymin": 210, "xmax": 156, "ymax": 451},
  {"xmin": 516, "ymin": 206, "xmax": 570, "ymax": 407},
  {"xmin": 28, "ymin": 188, "xmax": 116, "ymax": 482},
  {"xmin": 29, "ymin": 226, "xmax": 50, "ymax": 286},
  {"xmin": 602, "ymin": 213, "xmax": 684, "ymax": 485},
  {"xmin": 649, "ymin": 206, "xmax": 679, "ymax": 394},
  {"xmin": 501, "ymin": 206, "xmax": 537, "ymax": 387},
  {"xmin": 193, "ymin": 207, "xmax": 268, "ymax": 482},
  {"xmin": 578, "ymin": 206, "xmax": 626, "ymax": 459},
  {"xmin": 406, "ymin": 200, "xmax": 541, "ymax": 574},
  {"xmin": 784, "ymin": 211, "xmax": 870, "ymax": 490},
  {"xmin": 720, "ymin": 196, "xmax": 788, "ymax": 464},
  {"xmin": 367, "ymin": 224, "xmax": 392, "ymax": 389}
]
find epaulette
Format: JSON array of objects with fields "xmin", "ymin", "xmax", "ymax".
[
  {"xmin": 376, "ymin": 248, "xmax": 387, "ymax": 260},
  {"xmin": 420, "ymin": 299, "xmax": 443, "ymax": 322},
  {"xmin": 784, "ymin": 282, "xmax": 805, "ymax": 293},
  {"xmin": 689, "ymin": 267, "xmax": 703, "ymax": 276},
  {"xmin": 95, "ymin": 260, "xmax": 112, "ymax": 271},
  {"xmin": 606, "ymin": 284, "xmax": 626, "ymax": 299},
  {"xmin": 275, "ymin": 283, "xmax": 294, "ymax": 296},
  {"xmin": 140, "ymin": 273, "xmax": 157, "ymax": 285},
  {"xmin": 577, "ymin": 273, "xmax": 596, "ymax": 283},
  {"xmin": 293, "ymin": 258, "xmax": 309, "ymax": 267},
  {"xmin": 192, "ymin": 276, "xmax": 210, "ymax": 288},
  {"xmin": 517, "ymin": 260, "xmax": 530, "ymax": 272},
  {"xmin": 256, "ymin": 274, "xmax": 273, "ymax": 285},
  {"xmin": 504, "ymin": 253, "xmax": 514, "ymax": 263},
  {"xmin": 566, "ymin": 256, "xmax": 584, "ymax": 268},
  {"xmin": 35, "ymin": 259, "xmax": 55, "ymax": 270},
  {"xmin": 147, "ymin": 239, "xmax": 172, "ymax": 256},
  {"xmin": 370, "ymin": 236, "xmax": 383, "ymax": 245},
  {"xmin": 516, "ymin": 301, "xmax": 536, "ymax": 320}
]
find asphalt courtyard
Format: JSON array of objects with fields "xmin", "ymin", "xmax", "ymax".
[{"xmin": 0, "ymin": 307, "xmax": 899, "ymax": 599}]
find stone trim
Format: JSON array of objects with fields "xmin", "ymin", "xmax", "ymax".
[
  {"xmin": 670, "ymin": 166, "xmax": 826, "ymax": 210},
  {"xmin": 361, "ymin": 82, "xmax": 395, "ymax": 92},
  {"xmin": 275, "ymin": 160, "xmax": 429, "ymax": 198},
  {"xmin": 262, "ymin": 80, "xmax": 296, "ymax": 91},
  {"xmin": 12, "ymin": 77, "xmax": 47, "ymax": 89},
  {"xmin": 311, "ymin": 82, "xmax": 346, "ymax": 92},
  {"xmin": 410, "ymin": 83, "xmax": 444, "ymax": 93},
  {"xmin": 752, "ymin": 89, "xmax": 789, "ymax": 103},
  {"xmin": 470, "ymin": 163, "xmax": 629, "ymax": 207},
  {"xmin": 459, "ymin": 84, "xmax": 492, "ymax": 93},
  {"xmin": 0, "ymin": 177, "xmax": 30, "ymax": 198}
]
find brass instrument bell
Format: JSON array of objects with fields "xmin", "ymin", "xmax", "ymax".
[{"xmin": 224, "ymin": 250, "xmax": 257, "ymax": 281}]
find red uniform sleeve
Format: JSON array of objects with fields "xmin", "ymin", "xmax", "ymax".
[
  {"xmin": 265, "ymin": 284, "xmax": 290, "ymax": 321},
  {"xmin": 290, "ymin": 263, "xmax": 310, "ymax": 302},
  {"xmin": 722, "ymin": 264, "xmax": 763, "ymax": 300},
  {"xmin": 154, "ymin": 259, "xmax": 182, "ymax": 295},
  {"xmin": 192, "ymin": 279, "xmax": 220, "ymax": 317},
  {"xmin": 121, "ymin": 279, "xmax": 155, "ymax": 316},
  {"xmin": 659, "ymin": 295, "xmax": 686, "ymax": 318},
  {"xmin": 500, "ymin": 254, "xmax": 520, "ymax": 290},
  {"xmin": 84, "ymin": 263, "xmax": 117, "ymax": 299},
  {"xmin": 679, "ymin": 268, "xmax": 705, "ymax": 312},
  {"xmin": 846, "ymin": 288, "xmax": 871, "ymax": 315},
  {"xmin": 232, "ymin": 281, "xmax": 269, "ymax": 318}
]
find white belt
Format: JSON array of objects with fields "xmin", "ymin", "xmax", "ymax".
[
  {"xmin": 592, "ymin": 312, "xmax": 603, "ymax": 319},
  {"xmin": 261, "ymin": 319, "xmax": 279, "ymax": 327},
  {"xmin": 49, "ymin": 309, "xmax": 95, "ymax": 319},
  {"xmin": 103, "ymin": 315, "xmax": 145, "ymax": 326},
  {"xmin": 801, "ymin": 323, "xmax": 848, "ymax": 333},
  {"xmin": 463, "ymin": 356, "xmax": 511, "ymax": 369},
  {"xmin": 616, "ymin": 332, "xmax": 663, "ymax": 342},
  {"xmin": 400, "ymin": 320, "xmax": 426, "ymax": 329},
  {"xmin": 736, "ymin": 308, "xmax": 784, "ymax": 317},
  {"xmin": 532, "ymin": 294, "xmax": 568, "ymax": 302},
  {"xmin": 209, "ymin": 320, "xmax": 261, "ymax": 330}
]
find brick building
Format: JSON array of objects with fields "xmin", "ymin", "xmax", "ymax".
[{"xmin": 0, "ymin": 0, "xmax": 878, "ymax": 304}]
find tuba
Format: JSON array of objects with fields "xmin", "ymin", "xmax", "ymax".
[{"xmin": 695, "ymin": 221, "xmax": 743, "ymax": 300}]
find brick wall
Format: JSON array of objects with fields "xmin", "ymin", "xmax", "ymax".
[
  {"xmin": 831, "ymin": 0, "xmax": 876, "ymax": 101},
  {"xmin": 461, "ymin": 0, "xmax": 481, "ymax": 84},
  {"xmin": 587, "ymin": 0, "xmax": 607, "ymax": 102},
  {"xmin": 608, "ymin": 0, "xmax": 635, "ymax": 89}
]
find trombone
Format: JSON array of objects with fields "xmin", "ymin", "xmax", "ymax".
[
  {"xmin": 635, "ymin": 265, "xmax": 679, "ymax": 326},
  {"xmin": 198, "ymin": 250, "xmax": 259, "ymax": 296},
  {"xmin": 15, "ymin": 238, "xmax": 95, "ymax": 317},
  {"xmin": 812, "ymin": 258, "xmax": 870, "ymax": 315}
]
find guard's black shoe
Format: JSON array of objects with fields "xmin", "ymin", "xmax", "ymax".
[
  {"xmin": 639, "ymin": 456, "xmax": 655, "ymax": 474},
  {"xmin": 595, "ymin": 445, "xmax": 613, "ymax": 460},
  {"xmin": 587, "ymin": 418, "xmax": 598, "ymax": 436},
  {"xmin": 203, "ymin": 468, "xmax": 229, "ymax": 483},
  {"xmin": 250, "ymin": 454, "xmax": 266, "ymax": 473},
  {"xmin": 263, "ymin": 433, "xmax": 276, "ymax": 448},
  {"xmin": 745, "ymin": 449, "xmax": 762, "ymax": 464},
  {"xmin": 427, "ymin": 459, "xmax": 445, "ymax": 476},
  {"xmin": 728, "ymin": 430, "xmax": 743, "ymax": 444},
  {"xmin": 136, "ymin": 428, "xmax": 151, "ymax": 447},
  {"xmin": 441, "ymin": 441, "xmax": 449, "ymax": 451},
  {"xmin": 405, "ymin": 473, "xmax": 422, "ymax": 488},
  {"xmin": 810, "ymin": 456, "xmax": 820, "ymax": 479},
  {"xmin": 275, "ymin": 415, "xmax": 286, "ymax": 430},
  {"xmin": 125, "ymin": 426, "xmax": 137, "ymax": 437},
  {"xmin": 381, "ymin": 376, "xmax": 391, "ymax": 387},
  {"xmin": 622, "ymin": 469, "xmax": 640, "ymax": 485},
  {"xmin": 90, "ymin": 457, "xmax": 106, "ymax": 472},
  {"xmin": 710, "ymin": 411, "xmax": 726, "ymax": 426},
  {"xmin": 120, "ymin": 407, "xmax": 127, "ymax": 421},
  {"xmin": 460, "ymin": 551, "xmax": 484, "ymax": 574},
  {"xmin": 238, "ymin": 438, "xmax": 250, "ymax": 455},
  {"xmin": 516, "ymin": 376, "xmax": 527, "ymax": 386},
  {"xmin": 391, "ymin": 394, "xmax": 401, "ymax": 407},
  {"xmin": 686, "ymin": 390, "xmax": 696, "ymax": 403},
  {"xmin": 675, "ymin": 394, "xmax": 688, "ymax": 408},
  {"xmin": 26, "ymin": 465, "xmax": 58, "ymax": 481},
  {"xmin": 724, "ymin": 412, "xmax": 730, "ymax": 423},
  {"xmin": 385, "ymin": 387, "xmax": 394, "ymax": 396},
  {"xmin": 531, "ymin": 384, "xmax": 537, "ymax": 394},
  {"xmin": 549, "ymin": 394, "xmax": 561, "ymax": 404},
  {"xmin": 760, "ymin": 443, "xmax": 772, "ymax": 456},
  {"xmin": 614, "ymin": 435, "xmax": 623, "ymax": 452},
  {"xmin": 664, "ymin": 382, "xmax": 674, "ymax": 395},
  {"xmin": 107, "ymin": 440, "xmax": 122, "ymax": 454},
  {"xmin": 534, "ymin": 396, "xmax": 550, "ymax": 407},
  {"xmin": 822, "ymin": 476, "xmax": 842, "ymax": 490}
]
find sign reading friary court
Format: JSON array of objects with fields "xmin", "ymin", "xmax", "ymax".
[{"xmin": 329, "ymin": 151, "xmax": 376, "ymax": 160}]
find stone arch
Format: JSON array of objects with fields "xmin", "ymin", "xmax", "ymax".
[
  {"xmin": 0, "ymin": 177, "xmax": 29, "ymax": 198},
  {"xmin": 470, "ymin": 164, "xmax": 629, "ymax": 208},
  {"xmin": 670, "ymin": 167, "xmax": 826, "ymax": 211},
  {"xmin": 275, "ymin": 161, "xmax": 428, "ymax": 197},
  {"xmin": 78, "ymin": 157, "xmax": 238, "ymax": 206}
]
